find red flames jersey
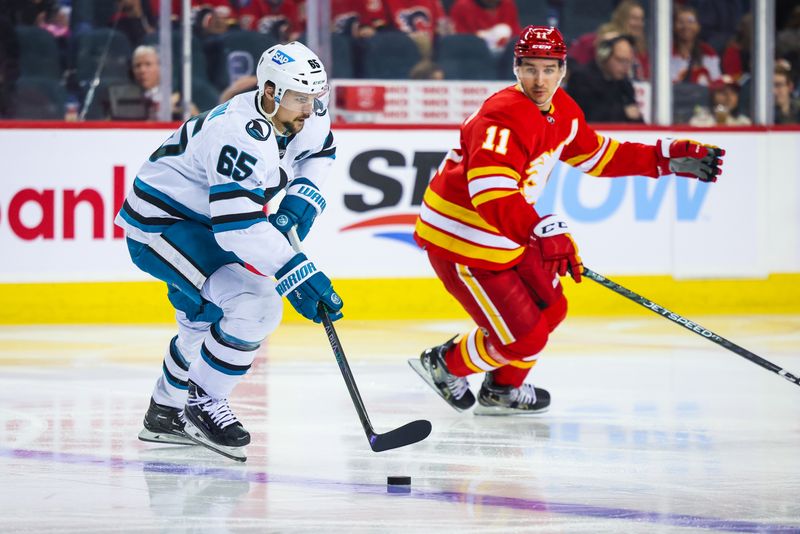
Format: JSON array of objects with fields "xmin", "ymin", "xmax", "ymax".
[{"xmin": 414, "ymin": 85, "xmax": 660, "ymax": 270}]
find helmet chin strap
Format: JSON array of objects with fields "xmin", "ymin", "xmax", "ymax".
[{"xmin": 257, "ymin": 88, "xmax": 280, "ymax": 119}]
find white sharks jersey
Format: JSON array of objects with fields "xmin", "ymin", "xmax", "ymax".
[{"xmin": 115, "ymin": 92, "xmax": 296, "ymax": 277}]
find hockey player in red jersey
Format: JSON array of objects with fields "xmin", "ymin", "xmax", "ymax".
[{"xmin": 409, "ymin": 25, "xmax": 724, "ymax": 415}]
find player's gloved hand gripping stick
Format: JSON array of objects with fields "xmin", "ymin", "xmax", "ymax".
[{"xmin": 286, "ymin": 227, "xmax": 433, "ymax": 451}]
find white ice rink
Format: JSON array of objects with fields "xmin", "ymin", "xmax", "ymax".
[{"xmin": 1, "ymin": 316, "xmax": 799, "ymax": 533}]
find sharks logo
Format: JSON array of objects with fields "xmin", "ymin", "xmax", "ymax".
[
  {"xmin": 313, "ymin": 98, "xmax": 327, "ymax": 117},
  {"xmin": 246, "ymin": 119, "xmax": 272, "ymax": 141}
]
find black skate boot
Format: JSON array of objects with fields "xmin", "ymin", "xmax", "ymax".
[
  {"xmin": 138, "ymin": 398, "xmax": 195, "ymax": 446},
  {"xmin": 408, "ymin": 337, "xmax": 475, "ymax": 412},
  {"xmin": 182, "ymin": 381, "xmax": 250, "ymax": 462},
  {"xmin": 474, "ymin": 374, "xmax": 551, "ymax": 415}
]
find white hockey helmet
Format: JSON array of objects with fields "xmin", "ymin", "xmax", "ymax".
[{"xmin": 256, "ymin": 41, "xmax": 328, "ymax": 117}]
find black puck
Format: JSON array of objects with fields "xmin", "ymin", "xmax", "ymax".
[{"xmin": 387, "ymin": 476, "xmax": 411, "ymax": 485}]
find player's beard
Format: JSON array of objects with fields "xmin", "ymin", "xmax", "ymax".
[{"xmin": 279, "ymin": 115, "xmax": 308, "ymax": 135}]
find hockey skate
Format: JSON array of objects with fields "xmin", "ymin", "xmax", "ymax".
[
  {"xmin": 473, "ymin": 374, "xmax": 551, "ymax": 415},
  {"xmin": 138, "ymin": 397, "xmax": 196, "ymax": 446},
  {"xmin": 182, "ymin": 381, "xmax": 251, "ymax": 462},
  {"xmin": 408, "ymin": 337, "xmax": 476, "ymax": 412}
]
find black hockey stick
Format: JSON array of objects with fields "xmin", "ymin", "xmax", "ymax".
[
  {"xmin": 583, "ymin": 267, "xmax": 800, "ymax": 388},
  {"xmin": 287, "ymin": 228, "xmax": 432, "ymax": 451}
]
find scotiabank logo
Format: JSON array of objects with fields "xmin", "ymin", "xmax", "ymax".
[
  {"xmin": 340, "ymin": 149, "xmax": 446, "ymax": 247},
  {"xmin": 0, "ymin": 165, "xmax": 127, "ymax": 240}
]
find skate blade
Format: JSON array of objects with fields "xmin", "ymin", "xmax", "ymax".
[
  {"xmin": 407, "ymin": 358, "xmax": 466, "ymax": 413},
  {"xmin": 473, "ymin": 404, "xmax": 549, "ymax": 416},
  {"xmin": 183, "ymin": 419, "xmax": 247, "ymax": 462},
  {"xmin": 138, "ymin": 428, "xmax": 197, "ymax": 446}
]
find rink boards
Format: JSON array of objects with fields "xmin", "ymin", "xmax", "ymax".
[{"xmin": 0, "ymin": 123, "xmax": 798, "ymax": 322}]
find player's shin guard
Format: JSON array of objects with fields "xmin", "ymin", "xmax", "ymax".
[
  {"xmin": 152, "ymin": 336, "xmax": 191, "ymax": 409},
  {"xmin": 188, "ymin": 322, "xmax": 259, "ymax": 400}
]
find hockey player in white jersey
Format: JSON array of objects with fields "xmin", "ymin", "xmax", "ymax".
[{"xmin": 115, "ymin": 42, "xmax": 341, "ymax": 462}]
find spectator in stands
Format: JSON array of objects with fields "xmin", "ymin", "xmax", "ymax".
[
  {"xmin": 448, "ymin": 0, "xmax": 521, "ymax": 56},
  {"xmin": 689, "ymin": 75, "xmax": 750, "ymax": 126},
  {"xmin": 409, "ymin": 58, "xmax": 444, "ymax": 79},
  {"xmin": 774, "ymin": 64, "xmax": 800, "ymax": 124},
  {"xmin": 721, "ymin": 12, "xmax": 752, "ymax": 82},
  {"xmin": 0, "ymin": 12, "xmax": 19, "ymax": 118},
  {"xmin": 0, "ymin": 0, "xmax": 60, "ymax": 25},
  {"xmin": 682, "ymin": 0, "xmax": 747, "ymax": 55},
  {"xmin": 239, "ymin": 0, "xmax": 302, "ymax": 43},
  {"xmin": 132, "ymin": 45, "xmax": 198, "ymax": 120},
  {"xmin": 568, "ymin": 0, "xmax": 649, "ymax": 80},
  {"xmin": 672, "ymin": 4, "xmax": 721, "ymax": 86},
  {"xmin": 362, "ymin": 0, "xmax": 451, "ymax": 59},
  {"xmin": 777, "ymin": 6, "xmax": 800, "ymax": 73},
  {"xmin": 112, "ymin": 0, "xmax": 155, "ymax": 48},
  {"xmin": 567, "ymin": 34, "xmax": 643, "ymax": 123},
  {"xmin": 217, "ymin": 74, "xmax": 257, "ymax": 103}
]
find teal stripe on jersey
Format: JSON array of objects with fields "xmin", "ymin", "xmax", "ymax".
[
  {"xmin": 209, "ymin": 182, "xmax": 266, "ymax": 197},
  {"xmin": 212, "ymin": 217, "xmax": 266, "ymax": 233},
  {"xmin": 134, "ymin": 178, "xmax": 211, "ymax": 226},
  {"xmin": 118, "ymin": 204, "xmax": 176, "ymax": 232}
]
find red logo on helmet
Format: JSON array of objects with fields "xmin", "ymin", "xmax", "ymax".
[{"xmin": 514, "ymin": 25, "xmax": 567, "ymax": 61}]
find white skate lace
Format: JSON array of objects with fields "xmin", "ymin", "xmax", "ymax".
[
  {"xmin": 446, "ymin": 375, "xmax": 470, "ymax": 400},
  {"xmin": 189, "ymin": 396, "xmax": 239, "ymax": 429},
  {"xmin": 511, "ymin": 384, "xmax": 537, "ymax": 405}
]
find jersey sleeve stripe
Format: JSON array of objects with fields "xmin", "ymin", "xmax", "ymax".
[
  {"xmin": 419, "ymin": 204, "xmax": 521, "ymax": 249},
  {"xmin": 424, "ymin": 188, "xmax": 499, "ymax": 232},
  {"xmin": 211, "ymin": 211, "xmax": 267, "ymax": 233},
  {"xmin": 586, "ymin": 139, "xmax": 620, "ymax": 176},
  {"xmin": 467, "ymin": 165, "xmax": 521, "ymax": 182},
  {"xmin": 467, "ymin": 176, "xmax": 519, "ymax": 197},
  {"xmin": 574, "ymin": 135, "xmax": 611, "ymax": 172},
  {"xmin": 564, "ymin": 133, "xmax": 604, "ymax": 166},
  {"xmin": 471, "ymin": 189, "xmax": 519, "ymax": 207},
  {"xmin": 210, "ymin": 196, "xmax": 266, "ymax": 218},
  {"xmin": 415, "ymin": 220, "xmax": 526, "ymax": 264},
  {"xmin": 209, "ymin": 188, "xmax": 267, "ymax": 205},
  {"xmin": 306, "ymin": 146, "xmax": 336, "ymax": 159}
]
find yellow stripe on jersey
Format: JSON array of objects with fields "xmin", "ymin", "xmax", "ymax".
[
  {"xmin": 588, "ymin": 139, "xmax": 620, "ymax": 176},
  {"xmin": 509, "ymin": 359, "xmax": 538, "ymax": 369},
  {"xmin": 458, "ymin": 335, "xmax": 483, "ymax": 373},
  {"xmin": 467, "ymin": 166, "xmax": 521, "ymax": 182},
  {"xmin": 471, "ymin": 189, "xmax": 519, "ymax": 207},
  {"xmin": 475, "ymin": 328, "xmax": 504, "ymax": 368},
  {"xmin": 415, "ymin": 220, "xmax": 525, "ymax": 264},
  {"xmin": 456, "ymin": 264, "xmax": 515, "ymax": 345},
  {"xmin": 564, "ymin": 133, "xmax": 603, "ymax": 166},
  {"xmin": 423, "ymin": 188, "xmax": 499, "ymax": 232}
]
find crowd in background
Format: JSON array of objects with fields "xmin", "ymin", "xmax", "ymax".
[{"xmin": 0, "ymin": 0, "xmax": 798, "ymax": 124}]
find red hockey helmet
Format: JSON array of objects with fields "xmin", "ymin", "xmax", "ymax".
[{"xmin": 514, "ymin": 26, "xmax": 567, "ymax": 61}]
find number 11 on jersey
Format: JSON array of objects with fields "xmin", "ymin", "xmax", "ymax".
[{"xmin": 481, "ymin": 125, "xmax": 510, "ymax": 155}]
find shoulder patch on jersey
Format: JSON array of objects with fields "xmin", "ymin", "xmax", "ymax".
[
  {"xmin": 246, "ymin": 119, "xmax": 272, "ymax": 141},
  {"xmin": 313, "ymin": 98, "xmax": 327, "ymax": 117}
]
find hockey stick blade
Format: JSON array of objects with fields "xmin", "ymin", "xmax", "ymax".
[
  {"xmin": 583, "ymin": 266, "xmax": 800, "ymax": 388},
  {"xmin": 369, "ymin": 419, "xmax": 432, "ymax": 452},
  {"xmin": 287, "ymin": 227, "xmax": 433, "ymax": 451}
]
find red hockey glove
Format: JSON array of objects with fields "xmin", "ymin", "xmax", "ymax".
[
  {"xmin": 529, "ymin": 215, "xmax": 583, "ymax": 283},
  {"xmin": 656, "ymin": 138, "xmax": 725, "ymax": 183}
]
